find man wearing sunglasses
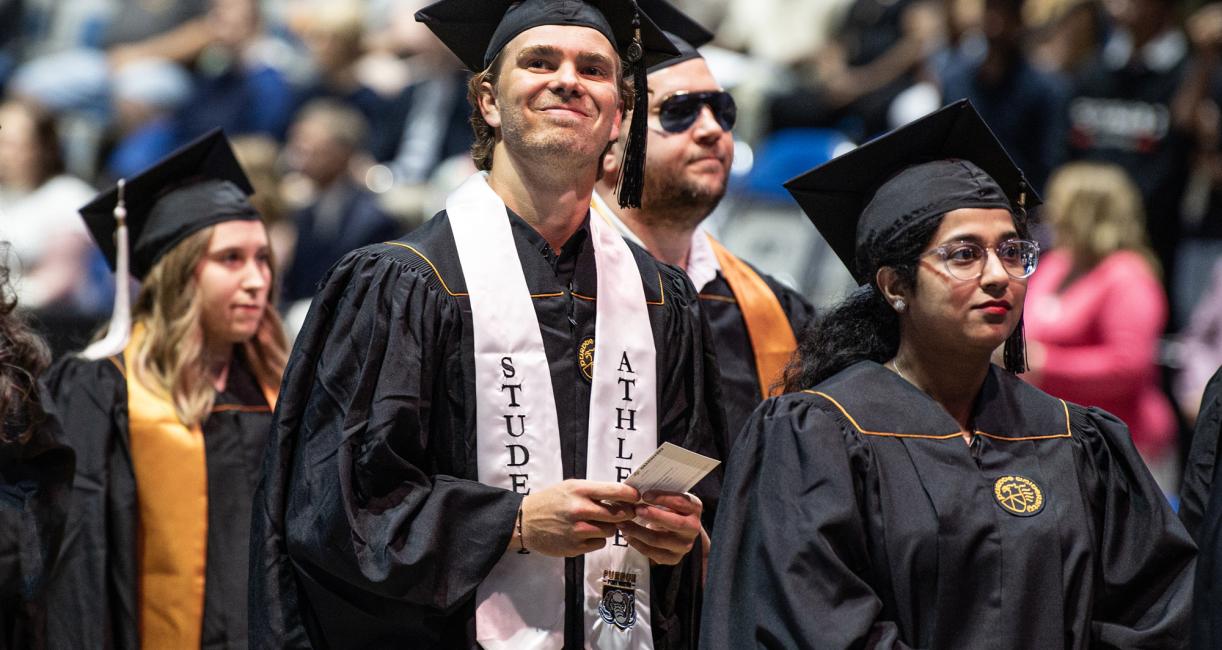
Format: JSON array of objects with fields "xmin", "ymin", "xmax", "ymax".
[{"xmin": 594, "ymin": 2, "xmax": 814, "ymax": 447}]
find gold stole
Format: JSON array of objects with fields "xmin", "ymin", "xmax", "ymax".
[
  {"xmin": 707, "ymin": 237, "xmax": 799, "ymax": 399},
  {"xmin": 122, "ymin": 328, "xmax": 275, "ymax": 646}
]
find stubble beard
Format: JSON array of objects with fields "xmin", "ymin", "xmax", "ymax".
[
  {"xmin": 499, "ymin": 105, "xmax": 605, "ymax": 174},
  {"xmin": 640, "ymin": 169, "xmax": 727, "ymax": 232}
]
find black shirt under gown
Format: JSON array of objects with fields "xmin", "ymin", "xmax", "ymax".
[
  {"xmin": 696, "ymin": 270, "xmax": 813, "ymax": 444},
  {"xmin": 43, "ymin": 350, "xmax": 273, "ymax": 649},
  {"xmin": 250, "ymin": 210, "xmax": 726, "ymax": 649},
  {"xmin": 702, "ymin": 361, "xmax": 1195, "ymax": 649},
  {"xmin": 1179, "ymin": 365, "xmax": 1222, "ymax": 649},
  {"xmin": 0, "ymin": 385, "xmax": 74, "ymax": 650}
]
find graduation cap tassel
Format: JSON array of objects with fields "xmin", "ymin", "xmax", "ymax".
[
  {"xmin": 81, "ymin": 179, "xmax": 132, "ymax": 361},
  {"xmin": 616, "ymin": 6, "xmax": 648, "ymax": 209}
]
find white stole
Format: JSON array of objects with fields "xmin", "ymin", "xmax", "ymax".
[{"xmin": 450, "ymin": 173, "xmax": 656, "ymax": 649}]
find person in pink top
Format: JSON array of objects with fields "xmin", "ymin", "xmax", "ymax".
[{"xmin": 1025, "ymin": 161, "xmax": 1177, "ymax": 487}]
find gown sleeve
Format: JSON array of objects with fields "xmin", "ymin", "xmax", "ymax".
[
  {"xmin": 700, "ymin": 395, "xmax": 911, "ymax": 649},
  {"xmin": 1070, "ymin": 405, "xmax": 1197, "ymax": 648},
  {"xmin": 249, "ymin": 247, "xmax": 523, "ymax": 646},
  {"xmin": 0, "ymin": 383, "xmax": 75, "ymax": 650},
  {"xmin": 41, "ymin": 356, "xmax": 136, "ymax": 650},
  {"xmin": 1176, "ymin": 368, "xmax": 1222, "ymax": 649},
  {"xmin": 1179, "ymin": 366, "xmax": 1222, "ymax": 540}
]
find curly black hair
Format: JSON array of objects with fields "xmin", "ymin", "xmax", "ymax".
[{"xmin": 0, "ymin": 256, "xmax": 51, "ymax": 443}]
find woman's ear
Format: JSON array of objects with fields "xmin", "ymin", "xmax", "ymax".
[{"xmin": 875, "ymin": 266, "xmax": 908, "ymax": 313}]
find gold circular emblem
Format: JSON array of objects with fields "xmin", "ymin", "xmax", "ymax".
[
  {"xmin": 578, "ymin": 337, "xmax": 595, "ymax": 381},
  {"xmin": 993, "ymin": 475, "xmax": 1044, "ymax": 517}
]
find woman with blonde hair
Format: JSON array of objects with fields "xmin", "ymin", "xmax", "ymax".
[
  {"xmin": 1023, "ymin": 161, "xmax": 1177, "ymax": 486},
  {"xmin": 44, "ymin": 130, "xmax": 287, "ymax": 649}
]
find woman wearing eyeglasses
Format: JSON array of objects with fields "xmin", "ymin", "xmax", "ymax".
[{"xmin": 700, "ymin": 101, "xmax": 1194, "ymax": 649}]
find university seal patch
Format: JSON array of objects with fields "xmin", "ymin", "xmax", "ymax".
[
  {"xmin": 598, "ymin": 570, "xmax": 637, "ymax": 630},
  {"xmin": 578, "ymin": 337, "xmax": 595, "ymax": 381},
  {"xmin": 993, "ymin": 475, "xmax": 1045, "ymax": 517}
]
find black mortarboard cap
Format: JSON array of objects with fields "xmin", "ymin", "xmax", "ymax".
[
  {"xmin": 784, "ymin": 100, "xmax": 1042, "ymax": 284},
  {"xmin": 637, "ymin": 0, "xmax": 713, "ymax": 73},
  {"xmin": 415, "ymin": 0, "xmax": 678, "ymax": 71},
  {"xmin": 79, "ymin": 128, "xmax": 259, "ymax": 280}
]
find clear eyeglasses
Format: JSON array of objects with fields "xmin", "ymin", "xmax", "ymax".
[{"xmin": 920, "ymin": 239, "xmax": 1041, "ymax": 281}]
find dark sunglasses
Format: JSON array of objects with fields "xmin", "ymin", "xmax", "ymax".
[{"xmin": 657, "ymin": 91, "xmax": 737, "ymax": 133}]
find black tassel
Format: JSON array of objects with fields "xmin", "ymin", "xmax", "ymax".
[
  {"xmin": 616, "ymin": 10, "xmax": 647, "ymax": 208},
  {"xmin": 1003, "ymin": 316, "xmax": 1028, "ymax": 373}
]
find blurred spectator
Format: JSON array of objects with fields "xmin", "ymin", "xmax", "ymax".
[
  {"xmin": 1027, "ymin": 0, "xmax": 1110, "ymax": 78},
  {"xmin": 1170, "ymin": 2, "xmax": 1222, "ymax": 328},
  {"xmin": 766, "ymin": 0, "xmax": 945, "ymax": 141},
  {"xmin": 105, "ymin": 57, "xmax": 194, "ymax": 178},
  {"xmin": 172, "ymin": 0, "xmax": 298, "ymax": 142},
  {"xmin": 937, "ymin": 0, "xmax": 1070, "ymax": 191},
  {"xmin": 376, "ymin": 0, "xmax": 472, "ymax": 186},
  {"xmin": 1175, "ymin": 258, "xmax": 1222, "ymax": 425},
  {"xmin": 278, "ymin": 99, "xmax": 401, "ymax": 307},
  {"xmin": 1024, "ymin": 162, "xmax": 1177, "ymax": 488},
  {"xmin": 230, "ymin": 134, "xmax": 293, "ymax": 278},
  {"xmin": 289, "ymin": 0, "xmax": 398, "ymax": 158},
  {"xmin": 0, "ymin": 99, "xmax": 103, "ymax": 320},
  {"xmin": 1065, "ymin": 0, "xmax": 1194, "ymax": 301}
]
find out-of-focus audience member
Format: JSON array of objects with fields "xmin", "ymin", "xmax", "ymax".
[
  {"xmin": 1024, "ymin": 162, "xmax": 1177, "ymax": 487},
  {"xmin": 289, "ymin": 0, "xmax": 397, "ymax": 158},
  {"xmin": 1065, "ymin": 0, "xmax": 1194, "ymax": 300},
  {"xmin": 0, "ymin": 99, "xmax": 101, "ymax": 316},
  {"xmin": 1026, "ymin": 0, "xmax": 1109, "ymax": 77},
  {"xmin": 1178, "ymin": 364, "xmax": 1222, "ymax": 649},
  {"xmin": 230, "ymin": 134, "xmax": 292, "ymax": 278},
  {"xmin": 0, "ymin": 260, "xmax": 74, "ymax": 650},
  {"xmin": 105, "ymin": 58, "xmax": 194, "ymax": 179},
  {"xmin": 1175, "ymin": 258, "xmax": 1222, "ymax": 424},
  {"xmin": 172, "ymin": 0, "xmax": 298, "ymax": 142},
  {"xmin": 937, "ymin": 0, "xmax": 1069, "ymax": 192},
  {"xmin": 377, "ymin": 0, "xmax": 472, "ymax": 187},
  {"xmin": 45, "ymin": 131, "xmax": 287, "ymax": 649},
  {"xmin": 278, "ymin": 99, "xmax": 401, "ymax": 307},
  {"xmin": 767, "ymin": 0, "xmax": 945, "ymax": 141}
]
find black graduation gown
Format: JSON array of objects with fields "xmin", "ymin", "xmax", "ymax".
[
  {"xmin": 702, "ymin": 361, "xmax": 1195, "ymax": 649},
  {"xmin": 0, "ymin": 385, "xmax": 74, "ymax": 650},
  {"xmin": 696, "ymin": 270, "xmax": 813, "ymax": 445},
  {"xmin": 1179, "ymin": 365, "xmax": 1222, "ymax": 649},
  {"xmin": 250, "ymin": 210, "xmax": 726, "ymax": 649},
  {"xmin": 43, "ymin": 351, "xmax": 273, "ymax": 649}
]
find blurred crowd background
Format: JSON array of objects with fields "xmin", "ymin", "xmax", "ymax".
[{"xmin": 2, "ymin": 0, "xmax": 1220, "ymax": 495}]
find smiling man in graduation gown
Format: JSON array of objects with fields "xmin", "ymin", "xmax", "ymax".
[
  {"xmin": 249, "ymin": 1, "xmax": 725, "ymax": 648},
  {"xmin": 592, "ymin": 1, "xmax": 813, "ymax": 443}
]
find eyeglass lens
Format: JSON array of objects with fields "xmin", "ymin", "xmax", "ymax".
[
  {"xmin": 942, "ymin": 241, "xmax": 1040, "ymax": 280},
  {"xmin": 658, "ymin": 91, "xmax": 737, "ymax": 133}
]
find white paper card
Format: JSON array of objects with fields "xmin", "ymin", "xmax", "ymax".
[{"xmin": 623, "ymin": 443, "xmax": 720, "ymax": 495}]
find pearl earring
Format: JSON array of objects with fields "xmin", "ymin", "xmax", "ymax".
[{"xmin": 894, "ymin": 299, "xmax": 906, "ymax": 312}]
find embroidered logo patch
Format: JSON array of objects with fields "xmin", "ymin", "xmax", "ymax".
[
  {"xmin": 598, "ymin": 570, "xmax": 637, "ymax": 630},
  {"xmin": 993, "ymin": 475, "xmax": 1045, "ymax": 517},
  {"xmin": 578, "ymin": 337, "xmax": 595, "ymax": 381}
]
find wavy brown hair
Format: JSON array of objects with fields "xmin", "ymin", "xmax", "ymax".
[
  {"xmin": 130, "ymin": 224, "xmax": 288, "ymax": 427},
  {"xmin": 0, "ymin": 253, "xmax": 51, "ymax": 443},
  {"xmin": 466, "ymin": 50, "xmax": 635, "ymax": 171}
]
